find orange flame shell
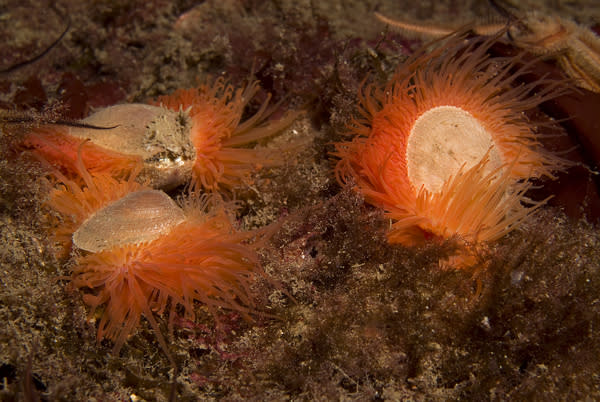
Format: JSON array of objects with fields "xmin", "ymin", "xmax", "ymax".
[
  {"xmin": 71, "ymin": 195, "xmax": 269, "ymax": 355},
  {"xmin": 333, "ymin": 33, "xmax": 567, "ymax": 255},
  {"xmin": 25, "ymin": 78, "xmax": 300, "ymax": 192},
  {"xmin": 46, "ymin": 161, "xmax": 272, "ymax": 356}
]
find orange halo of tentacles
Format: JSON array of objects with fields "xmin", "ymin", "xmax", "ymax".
[{"xmin": 333, "ymin": 33, "xmax": 568, "ymax": 263}]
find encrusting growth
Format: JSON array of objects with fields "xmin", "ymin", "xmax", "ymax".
[{"xmin": 333, "ymin": 32, "xmax": 568, "ymax": 267}]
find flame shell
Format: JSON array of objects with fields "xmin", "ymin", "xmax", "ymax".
[
  {"xmin": 66, "ymin": 104, "xmax": 196, "ymax": 189},
  {"xmin": 43, "ymin": 149, "xmax": 276, "ymax": 359},
  {"xmin": 73, "ymin": 189, "xmax": 186, "ymax": 253},
  {"xmin": 333, "ymin": 32, "xmax": 567, "ymax": 257},
  {"xmin": 25, "ymin": 79, "xmax": 303, "ymax": 193}
]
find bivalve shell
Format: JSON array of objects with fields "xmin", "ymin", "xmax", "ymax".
[
  {"xmin": 333, "ymin": 32, "xmax": 567, "ymax": 267},
  {"xmin": 68, "ymin": 104, "xmax": 197, "ymax": 189},
  {"xmin": 73, "ymin": 189, "xmax": 186, "ymax": 253}
]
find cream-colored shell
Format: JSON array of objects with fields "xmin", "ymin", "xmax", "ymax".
[
  {"xmin": 406, "ymin": 106, "xmax": 503, "ymax": 194},
  {"xmin": 73, "ymin": 189, "xmax": 186, "ymax": 253},
  {"xmin": 68, "ymin": 104, "xmax": 196, "ymax": 189}
]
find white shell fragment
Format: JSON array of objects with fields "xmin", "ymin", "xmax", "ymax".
[
  {"xmin": 73, "ymin": 189, "xmax": 186, "ymax": 253},
  {"xmin": 68, "ymin": 104, "xmax": 196, "ymax": 189}
]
